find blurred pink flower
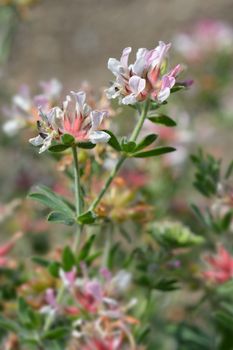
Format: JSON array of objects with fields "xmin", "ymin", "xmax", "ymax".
[
  {"xmin": 59, "ymin": 267, "xmax": 77, "ymax": 288},
  {"xmin": 203, "ymin": 245, "xmax": 233, "ymax": 284},
  {"xmin": 83, "ymin": 337, "xmax": 122, "ymax": 350},
  {"xmin": 2, "ymin": 79, "xmax": 62, "ymax": 136},
  {"xmin": 174, "ymin": 20, "xmax": 233, "ymax": 62}
]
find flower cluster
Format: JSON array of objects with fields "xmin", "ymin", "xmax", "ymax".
[
  {"xmin": 29, "ymin": 91, "xmax": 110, "ymax": 153},
  {"xmin": 41, "ymin": 266, "xmax": 138, "ymax": 349},
  {"xmin": 106, "ymin": 41, "xmax": 181, "ymax": 105},
  {"xmin": 203, "ymin": 245, "xmax": 233, "ymax": 284}
]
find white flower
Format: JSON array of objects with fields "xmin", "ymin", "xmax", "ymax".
[{"xmin": 106, "ymin": 41, "xmax": 181, "ymax": 105}]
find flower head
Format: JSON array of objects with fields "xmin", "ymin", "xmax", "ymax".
[
  {"xmin": 203, "ymin": 245, "xmax": 233, "ymax": 284},
  {"xmin": 29, "ymin": 91, "xmax": 110, "ymax": 153},
  {"xmin": 106, "ymin": 41, "xmax": 181, "ymax": 105}
]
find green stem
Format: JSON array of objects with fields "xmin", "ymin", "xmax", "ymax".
[
  {"xmin": 89, "ymin": 99, "xmax": 150, "ymax": 211},
  {"xmin": 72, "ymin": 145, "xmax": 82, "ymax": 217},
  {"xmin": 130, "ymin": 98, "xmax": 150, "ymax": 142},
  {"xmin": 89, "ymin": 156, "xmax": 125, "ymax": 211},
  {"xmin": 102, "ymin": 224, "xmax": 113, "ymax": 268},
  {"xmin": 43, "ymin": 146, "xmax": 84, "ymax": 333},
  {"xmin": 73, "ymin": 224, "xmax": 83, "ymax": 252},
  {"xmin": 72, "ymin": 145, "xmax": 84, "ymax": 253}
]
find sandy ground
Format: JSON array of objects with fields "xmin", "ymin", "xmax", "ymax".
[{"xmin": 4, "ymin": 0, "xmax": 233, "ymax": 91}]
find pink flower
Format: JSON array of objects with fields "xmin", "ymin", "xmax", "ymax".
[
  {"xmin": 106, "ymin": 41, "xmax": 181, "ymax": 105},
  {"xmin": 59, "ymin": 267, "xmax": 77, "ymax": 288},
  {"xmin": 61, "ymin": 91, "xmax": 110, "ymax": 144},
  {"xmin": 203, "ymin": 245, "xmax": 233, "ymax": 284},
  {"xmin": 84, "ymin": 337, "xmax": 122, "ymax": 350},
  {"xmin": 29, "ymin": 91, "xmax": 110, "ymax": 153}
]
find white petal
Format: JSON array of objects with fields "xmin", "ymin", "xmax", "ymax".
[
  {"xmin": 89, "ymin": 131, "xmax": 110, "ymax": 144},
  {"xmin": 51, "ymin": 107, "xmax": 64, "ymax": 130},
  {"xmin": 120, "ymin": 47, "xmax": 132, "ymax": 67},
  {"xmin": 90, "ymin": 110, "xmax": 107, "ymax": 130},
  {"xmin": 122, "ymin": 94, "xmax": 137, "ymax": 105},
  {"xmin": 136, "ymin": 47, "xmax": 148, "ymax": 60},
  {"xmin": 132, "ymin": 57, "xmax": 146, "ymax": 76},
  {"xmin": 71, "ymin": 90, "xmax": 86, "ymax": 105},
  {"xmin": 29, "ymin": 135, "xmax": 44, "ymax": 146},
  {"xmin": 63, "ymin": 95, "xmax": 71, "ymax": 112},
  {"xmin": 108, "ymin": 58, "xmax": 124, "ymax": 76},
  {"xmin": 38, "ymin": 136, "xmax": 53, "ymax": 153},
  {"xmin": 105, "ymin": 85, "xmax": 120, "ymax": 99},
  {"xmin": 157, "ymin": 87, "xmax": 171, "ymax": 102},
  {"xmin": 128, "ymin": 76, "xmax": 146, "ymax": 94}
]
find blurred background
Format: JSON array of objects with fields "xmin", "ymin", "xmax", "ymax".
[
  {"xmin": 1, "ymin": 2, "xmax": 233, "ymax": 349},
  {"xmin": 1, "ymin": 0, "xmax": 233, "ymax": 89}
]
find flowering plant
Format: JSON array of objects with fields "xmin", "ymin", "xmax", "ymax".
[{"xmin": 1, "ymin": 37, "xmax": 233, "ymax": 350}]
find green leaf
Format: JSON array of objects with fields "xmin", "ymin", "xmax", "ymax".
[
  {"xmin": 18, "ymin": 298, "xmax": 41, "ymax": 329},
  {"xmin": 77, "ymin": 210, "xmax": 96, "ymax": 224},
  {"xmin": 77, "ymin": 234, "xmax": 96, "ymax": 261},
  {"xmin": 47, "ymin": 211, "xmax": 75, "ymax": 226},
  {"xmin": 171, "ymin": 84, "xmax": 185, "ymax": 93},
  {"xmin": 191, "ymin": 150, "xmax": 220, "ymax": 198},
  {"xmin": 85, "ymin": 251, "xmax": 102, "ymax": 265},
  {"xmin": 103, "ymin": 130, "xmax": 121, "ymax": 151},
  {"xmin": 121, "ymin": 138, "xmax": 136, "ymax": 153},
  {"xmin": 132, "ymin": 147, "xmax": 175, "ymax": 158},
  {"xmin": 148, "ymin": 114, "xmax": 177, "ymax": 127},
  {"xmin": 0, "ymin": 317, "xmax": 18, "ymax": 332},
  {"xmin": 76, "ymin": 142, "xmax": 96, "ymax": 149},
  {"xmin": 29, "ymin": 185, "xmax": 75, "ymax": 218},
  {"xmin": 154, "ymin": 278, "xmax": 179, "ymax": 291},
  {"xmin": 134, "ymin": 133, "xmax": 158, "ymax": 152},
  {"xmin": 135, "ymin": 275, "xmax": 178, "ymax": 291},
  {"xmin": 62, "ymin": 246, "xmax": 76, "ymax": 271},
  {"xmin": 48, "ymin": 144, "xmax": 70, "ymax": 153},
  {"xmin": 42, "ymin": 326, "xmax": 70, "ymax": 340},
  {"xmin": 136, "ymin": 325, "xmax": 150, "ymax": 344},
  {"xmin": 48, "ymin": 261, "xmax": 60, "ymax": 278},
  {"xmin": 215, "ymin": 303, "xmax": 233, "ymax": 331},
  {"xmin": 191, "ymin": 204, "xmax": 206, "ymax": 226},
  {"xmin": 61, "ymin": 133, "xmax": 75, "ymax": 145},
  {"xmin": 225, "ymin": 160, "xmax": 233, "ymax": 179},
  {"xmin": 32, "ymin": 256, "xmax": 50, "ymax": 267},
  {"xmin": 221, "ymin": 211, "xmax": 233, "ymax": 231}
]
